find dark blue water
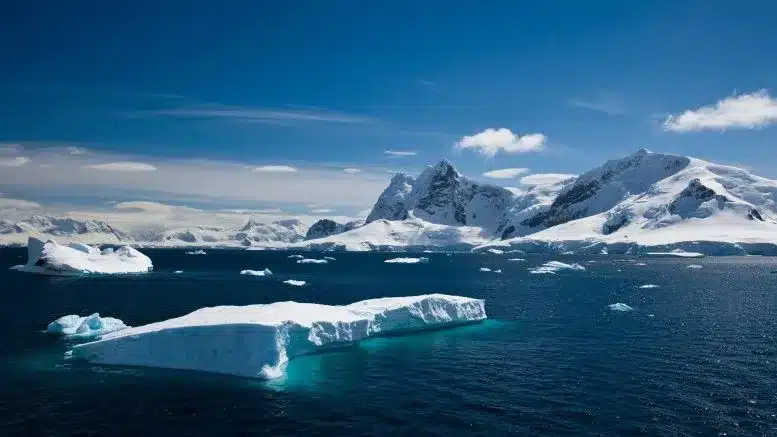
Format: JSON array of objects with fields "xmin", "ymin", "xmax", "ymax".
[{"xmin": 1, "ymin": 249, "xmax": 776, "ymax": 436}]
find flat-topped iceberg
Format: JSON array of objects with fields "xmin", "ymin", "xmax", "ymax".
[
  {"xmin": 47, "ymin": 313, "xmax": 129, "ymax": 339},
  {"xmin": 384, "ymin": 257, "xmax": 429, "ymax": 264},
  {"xmin": 10, "ymin": 237, "xmax": 152, "ymax": 275},
  {"xmin": 528, "ymin": 261, "xmax": 585, "ymax": 275},
  {"xmin": 69, "ymin": 294, "xmax": 486, "ymax": 379},
  {"xmin": 240, "ymin": 268, "xmax": 272, "ymax": 276}
]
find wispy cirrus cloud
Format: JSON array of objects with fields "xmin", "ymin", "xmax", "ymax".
[
  {"xmin": 85, "ymin": 161, "xmax": 158, "ymax": 172},
  {"xmin": 482, "ymin": 168, "xmax": 530, "ymax": 179},
  {"xmin": 663, "ymin": 90, "xmax": 777, "ymax": 132},
  {"xmin": 342, "ymin": 168, "xmax": 362, "ymax": 174},
  {"xmin": 455, "ymin": 128, "xmax": 545, "ymax": 157},
  {"xmin": 384, "ymin": 149, "xmax": 417, "ymax": 157},
  {"xmin": 145, "ymin": 105, "xmax": 375, "ymax": 125},
  {"xmin": 253, "ymin": 165, "xmax": 298, "ymax": 173},
  {"xmin": 567, "ymin": 97, "xmax": 625, "ymax": 115}
]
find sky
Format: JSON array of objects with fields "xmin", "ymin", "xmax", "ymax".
[{"xmin": 3, "ymin": 0, "xmax": 777, "ymax": 225}]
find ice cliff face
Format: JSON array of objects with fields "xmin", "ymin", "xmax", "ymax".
[{"xmin": 366, "ymin": 160, "xmax": 516, "ymax": 233}]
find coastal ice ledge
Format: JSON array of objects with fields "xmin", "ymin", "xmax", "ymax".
[
  {"xmin": 10, "ymin": 236, "xmax": 152, "ymax": 275},
  {"xmin": 69, "ymin": 294, "xmax": 487, "ymax": 379}
]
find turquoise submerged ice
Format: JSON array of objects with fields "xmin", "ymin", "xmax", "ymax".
[
  {"xmin": 47, "ymin": 313, "xmax": 129, "ymax": 339},
  {"xmin": 70, "ymin": 294, "xmax": 486, "ymax": 379}
]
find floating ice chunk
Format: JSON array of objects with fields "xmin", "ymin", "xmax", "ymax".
[
  {"xmin": 185, "ymin": 250, "xmax": 207, "ymax": 255},
  {"xmin": 10, "ymin": 237, "xmax": 152, "ymax": 275},
  {"xmin": 608, "ymin": 303, "xmax": 634, "ymax": 312},
  {"xmin": 240, "ymin": 268, "xmax": 273, "ymax": 276},
  {"xmin": 47, "ymin": 313, "xmax": 129, "ymax": 339},
  {"xmin": 288, "ymin": 254, "xmax": 305, "ymax": 259},
  {"xmin": 600, "ymin": 247, "xmax": 608, "ymax": 255},
  {"xmin": 384, "ymin": 257, "xmax": 429, "ymax": 264},
  {"xmin": 528, "ymin": 261, "xmax": 586, "ymax": 275},
  {"xmin": 635, "ymin": 262, "xmax": 647, "ymax": 266},
  {"xmin": 297, "ymin": 258, "xmax": 328, "ymax": 264},
  {"xmin": 323, "ymin": 256, "xmax": 336, "ymax": 261},
  {"xmin": 283, "ymin": 279, "xmax": 306, "ymax": 287},
  {"xmin": 494, "ymin": 269, "xmax": 502, "ymax": 273},
  {"xmin": 174, "ymin": 270, "xmax": 183, "ymax": 274},
  {"xmin": 639, "ymin": 284, "xmax": 660, "ymax": 289},
  {"xmin": 687, "ymin": 264, "xmax": 703, "ymax": 269},
  {"xmin": 647, "ymin": 314, "xmax": 655, "ymax": 318},
  {"xmin": 69, "ymin": 294, "xmax": 487, "ymax": 379},
  {"xmin": 487, "ymin": 249, "xmax": 504, "ymax": 255},
  {"xmin": 645, "ymin": 249, "xmax": 704, "ymax": 258},
  {"xmin": 479, "ymin": 267, "xmax": 491, "ymax": 272},
  {"xmin": 507, "ymin": 258, "xmax": 525, "ymax": 262}
]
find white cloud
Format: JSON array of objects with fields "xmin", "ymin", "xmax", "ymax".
[
  {"xmin": 663, "ymin": 90, "xmax": 777, "ymax": 132},
  {"xmin": 455, "ymin": 128, "xmax": 545, "ymax": 157},
  {"xmin": 85, "ymin": 161, "xmax": 157, "ymax": 172},
  {"xmin": 504, "ymin": 187, "xmax": 525, "ymax": 196},
  {"xmin": 148, "ymin": 107, "xmax": 373, "ymax": 124},
  {"xmin": 384, "ymin": 149, "xmax": 417, "ymax": 157},
  {"xmin": 253, "ymin": 165, "xmax": 298, "ymax": 173},
  {"xmin": 567, "ymin": 98, "xmax": 624, "ymax": 115},
  {"xmin": 342, "ymin": 168, "xmax": 362, "ymax": 174},
  {"xmin": 482, "ymin": 168, "xmax": 530, "ymax": 179},
  {"xmin": 0, "ymin": 156, "xmax": 31, "ymax": 167},
  {"xmin": 519, "ymin": 173, "xmax": 576, "ymax": 186},
  {"xmin": 66, "ymin": 146, "xmax": 88, "ymax": 155},
  {"xmin": 311, "ymin": 208, "xmax": 334, "ymax": 214}
]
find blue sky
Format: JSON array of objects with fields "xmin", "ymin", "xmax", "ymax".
[{"xmin": 2, "ymin": 0, "xmax": 777, "ymax": 215}]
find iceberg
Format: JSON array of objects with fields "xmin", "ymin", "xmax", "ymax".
[
  {"xmin": 687, "ymin": 264, "xmax": 703, "ymax": 269},
  {"xmin": 528, "ymin": 261, "xmax": 586, "ymax": 275},
  {"xmin": 384, "ymin": 257, "xmax": 429, "ymax": 264},
  {"xmin": 240, "ymin": 268, "xmax": 273, "ymax": 276},
  {"xmin": 608, "ymin": 303, "xmax": 634, "ymax": 312},
  {"xmin": 507, "ymin": 258, "xmax": 525, "ymax": 262},
  {"xmin": 323, "ymin": 256, "xmax": 336, "ymax": 261},
  {"xmin": 479, "ymin": 267, "xmax": 491, "ymax": 272},
  {"xmin": 69, "ymin": 294, "xmax": 486, "ymax": 379},
  {"xmin": 297, "ymin": 258, "xmax": 328, "ymax": 264},
  {"xmin": 185, "ymin": 250, "xmax": 207, "ymax": 255},
  {"xmin": 487, "ymin": 249, "xmax": 504, "ymax": 255},
  {"xmin": 283, "ymin": 279, "xmax": 306, "ymax": 287},
  {"xmin": 47, "ymin": 313, "xmax": 129, "ymax": 339},
  {"xmin": 288, "ymin": 254, "xmax": 305, "ymax": 259},
  {"xmin": 638, "ymin": 284, "xmax": 660, "ymax": 289},
  {"xmin": 174, "ymin": 270, "xmax": 183, "ymax": 274},
  {"xmin": 10, "ymin": 237, "xmax": 152, "ymax": 275}
]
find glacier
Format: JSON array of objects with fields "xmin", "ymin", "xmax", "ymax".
[
  {"xmin": 47, "ymin": 313, "xmax": 129, "ymax": 339},
  {"xmin": 10, "ymin": 237, "xmax": 152, "ymax": 275},
  {"xmin": 68, "ymin": 294, "xmax": 487, "ymax": 379}
]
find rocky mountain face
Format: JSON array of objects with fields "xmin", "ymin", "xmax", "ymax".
[
  {"xmin": 366, "ymin": 160, "xmax": 516, "ymax": 232},
  {"xmin": 304, "ymin": 219, "xmax": 363, "ymax": 240}
]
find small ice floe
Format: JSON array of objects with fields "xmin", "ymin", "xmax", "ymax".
[
  {"xmin": 645, "ymin": 249, "xmax": 704, "ymax": 258},
  {"xmin": 323, "ymin": 256, "xmax": 336, "ymax": 261},
  {"xmin": 639, "ymin": 284, "xmax": 660, "ymax": 289},
  {"xmin": 384, "ymin": 257, "xmax": 429, "ymax": 264},
  {"xmin": 479, "ymin": 267, "xmax": 491, "ymax": 272},
  {"xmin": 174, "ymin": 270, "xmax": 183, "ymax": 274},
  {"xmin": 528, "ymin": 261, "xmax": 586, "ymax": 275},
  {"xmin": 647, "ymin": 314, "xmax": 655, "ymax": 318},
  {"xmin": 240, "ymin": 268, "xmax": 273, "ymax": 276},
  {"xmin": 487, "ymin": 249, "xmax": 504, "ymax": 255},
  {"xmin": 608, "ymin": 303, "xmax": 634, "ymax": 312},
  {"xmin": 283, "ymin": 279, "xmax": 306, "ymax": 287},
  {"xmin": 185, "ymin": 250, "xmax": 207, "ymax": 255},
  {"xmin": 635, "ymin": 262, "xmax": 647, "ymax": 266},
  {"xmin": 297, "ymin": 258, "xmax": 328, "ymax": 264},
  {"xmin": 687, "ymin": 264, "xmax": 703, "ymax": 269},
  {"xmin": 507, "ymin": 258, "xmax": 525, "ymax": 262},
  {"xmin": 46, "ymin": 313, "xmax": 129, "ymax": 339},
  {"xmin": 600, "ymin": 247, "xmax": 609, "ymax": 255},
  {"xmin": 288, "ymin": 254, "xmax": 305, "ymax": 259}
]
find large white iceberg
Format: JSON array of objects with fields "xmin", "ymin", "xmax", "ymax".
[
  {"xmin": 240, "ymin": 268, "xmax": 272, "ymax": 276},
  {"xmin": 47, "ymin": 313, "xmax": 129, "ymax": 339},
  {"xmin": 10, "ymin": 237, "xmax": 152, "ymax": 275},
  {"xmin": 69, "ymin": 294, "xmax": 486, "ymax": 379},
  {"xmin": 384, "ymin": 257, "xmax": 429, "ymax": 264},
  {"xmin": 528, "ymin": 261, "xmax": 586, "ymax": 275}
]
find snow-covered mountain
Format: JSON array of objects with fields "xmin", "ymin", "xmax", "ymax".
[
  {"xmin": 304, "ymin": 219, "xmax": 363, "ymax": 240},
  {"xmin": 478, "ymin": 149, "xmax": 777, "ymax": 255},
  {"xmin": 366, "ymin": 160, "xmax": 516, "ymax": 232},
  {"xmin": 0, "ymin": 215, "xmax": 130, "ymax": 245}
]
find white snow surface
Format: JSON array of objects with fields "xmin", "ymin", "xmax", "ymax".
[
  {"xmin": 297, "ymin": 258, "xmax": 328, "ymax": 264},
  {"xmin": 47, "ymin": 313, "xmax": 129, "ymax": 339},
  {"xmin": 70, "ymin": 294, "xmax": 487, "ymax": 379},
  {"xmin": 240, "ymin": 268, "xmax": 273, "ymax": 276},
  {"xmin": 528, "ymin": 261, "xmax": 586, "ymax": 275},
  {"xmin": 283, "ymin": 280, "xmax": 306, "ymax": 287},
  {"xmin": 384, "ymin": 257, "xmax": 429, "ymax": 264},
  {"xmin": 608, "ymin": 303, "xmax": 634, "ymax": 312},
  {"xmin": 10, "ymin": 237, "xmax": 152, "ymax": 275}
]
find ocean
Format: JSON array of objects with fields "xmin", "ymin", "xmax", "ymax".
[{"xmin": 1, "ymin": 248, "xmax": 776, "ymax": 436}]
